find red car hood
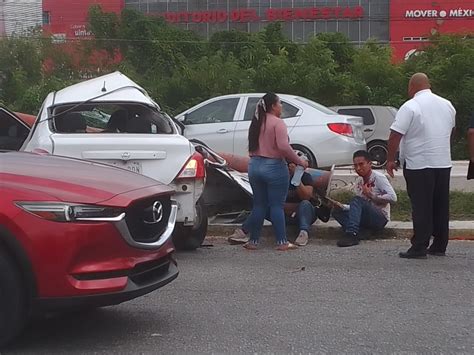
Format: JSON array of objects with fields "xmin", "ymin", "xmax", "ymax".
[{"xmin": 0, "ymin": 152, "xmax": 174, "ymax": 205}]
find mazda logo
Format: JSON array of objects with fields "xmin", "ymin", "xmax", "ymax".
[{"xmin": 144, "ymin": 201, "xmax": 163, "ymax": 224}]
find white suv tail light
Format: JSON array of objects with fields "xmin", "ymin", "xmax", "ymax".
[{"xmin": 176, "ymin": 152, "xmax": 206, "ymax": 179}]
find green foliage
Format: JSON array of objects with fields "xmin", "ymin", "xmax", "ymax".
[
  {"xmin": 1, "ymin": 6, "xmax": 472, "ymax": 160},
  {"xmin": 157, "ymin": 53, "xmax": 253, "ymax": 114},
  {"xmin": 315, "ymin": 32, "xmax": 355, "ymax": 71},
  {"xmin": 87, "ymin": 5, "xmax": 120, "ymax": 55},
  {"xmin": 350, "ymin": 41, "xmax": 405, "ymax": 107},
  {"xmin": 0, "ymin": 36, "xmax": 42, "ymax": 108},
  {"xmin": 402, "ymin": 34, "xmax": 474, "ymax": 144}
]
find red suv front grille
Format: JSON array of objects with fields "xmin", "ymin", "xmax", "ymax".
[{"xmin": 125, "ymin": 197, "xmax": 172, "ymax": 243}]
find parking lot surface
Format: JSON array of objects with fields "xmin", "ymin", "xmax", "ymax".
[{"xmin": 7, "ymin": 239, "xmax": 473, "ymax": 354}]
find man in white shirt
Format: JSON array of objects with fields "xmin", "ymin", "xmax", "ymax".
[{"xmin": 387, "ymin": 73, "xmax": 456, "ymax": 259}]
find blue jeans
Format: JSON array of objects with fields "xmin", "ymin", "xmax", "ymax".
[
  {"xmin": 242, "ymin": 200, "xmax": 318, "ymax": 235},
  {"xmin": 287, "ymin": 200, "xmax": 317, "ymax": 232},
  {"xmin": 247, "ymin": 156, "xmax": 289, "ymax": 245},
  {"xmin": 332, "ymin": 196, "xmax": 388, "ymax": 236}
]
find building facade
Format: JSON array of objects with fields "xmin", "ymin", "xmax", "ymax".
[
  {"xmin": 1, "ymin": 1, "xmax": 471, "ymax": 61},
  {"xmin": 390, "ymin": 0, "xmax": 473, "ymax": 60},
  {"xmin": 42, "ymin": 0, "xmax": 124, "ymax": 41},
  {"xmin": 126, "ymin": 0, "xmax": 390, "ymax": 45},
  {"xmin": 0, "ymin": 0, "xmax": 42, "ymax": 37}
]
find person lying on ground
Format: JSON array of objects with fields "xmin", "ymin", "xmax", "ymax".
[{"xmin": 228, "ymin": 161, "xmax": 331, "ymax": 247}]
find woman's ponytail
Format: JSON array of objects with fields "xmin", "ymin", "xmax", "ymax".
[{"xmin": 248, "ymin": 93, "xmax": 278, "ymax": 153}]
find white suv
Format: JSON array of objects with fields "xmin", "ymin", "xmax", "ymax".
[{"xmin": 21, "ymin": 72, "xmax": 207, "ymax": 250}]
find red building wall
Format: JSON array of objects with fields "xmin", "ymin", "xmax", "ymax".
[
  {"xmin": 390, "ymin": 0, "xmax": 474, "ymax": 60},
  {"xmin": 41, "ymin": 0, "xmax": 472, "ymax": 61},
  {"xmin": 43, "ymin": 0, "xmax": 124, "ymax": 39}
]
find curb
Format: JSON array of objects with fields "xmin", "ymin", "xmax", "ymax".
[{"xmin": 207, "ymin": 220, "xmax": 474, "ymax": 241}]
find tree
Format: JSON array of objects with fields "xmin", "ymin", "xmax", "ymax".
[
  {"xmin": 315, "ymin": 32, "xmax": 355, "ymax": 71},
  {"xmin": 0, "ymin": 36, "xmax": 42, "ymax": 110},
  {"xmin": 402, "ymin": 34, "xmax": 474, "ymax": 159},
  {"xmin": 1, "ymin": 4, "xmax": 471, "ymax": 161},
  {"xmin": 350, "ymin": 41, "xmax": 405, "ymax": 107}
]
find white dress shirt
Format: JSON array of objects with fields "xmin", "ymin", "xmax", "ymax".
[{"xmin": 390, "ymin": 89, "xmax": 456, "ymax": 169}]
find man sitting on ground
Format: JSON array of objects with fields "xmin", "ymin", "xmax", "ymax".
[
  {"xmin": 228, "ymin": 161, "xmax": 330, "ymax": 246},
  {"xmin": 332, "ymin": 150, "xmax": 397, "ymax": 247}
]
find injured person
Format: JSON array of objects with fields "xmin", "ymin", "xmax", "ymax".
[{"xmin": 228, "ymin": 161, "xmax": 331, "ymax": 246}]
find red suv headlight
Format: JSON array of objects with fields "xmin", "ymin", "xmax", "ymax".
[{"xmin": 15, "ymin": 202, "xmax": 125, "ymax": 222}]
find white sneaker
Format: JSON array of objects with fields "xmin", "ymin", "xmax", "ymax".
[
  {"xmin": 227, "ymin": 229, "xmax": 249, "ymax": 245},
  {"xmin": 294, "ymin": 230, "xmax": 309, "ymax": 246}
]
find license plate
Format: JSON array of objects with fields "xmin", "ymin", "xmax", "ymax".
[{"xmin": 108, "ymin": 161, "xmax": 142, "ymax": 174}]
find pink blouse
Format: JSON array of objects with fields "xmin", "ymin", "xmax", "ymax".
[{"xmin": 250, "ymin": 113, "xmax": 303, "ymax": 165}]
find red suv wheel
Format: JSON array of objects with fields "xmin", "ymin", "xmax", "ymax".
[{"xmin": 0, "ymin": 249, "xmax": 27, "ymax": 346}]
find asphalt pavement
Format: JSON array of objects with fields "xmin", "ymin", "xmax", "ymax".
[{"xmin": 6, "ymin": 239, "xmax": 474, "ymax": 354}]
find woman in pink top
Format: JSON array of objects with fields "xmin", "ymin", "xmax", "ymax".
[{"xmin": 244, "ymin": 93, "xmax": 308, "ymax": 251}]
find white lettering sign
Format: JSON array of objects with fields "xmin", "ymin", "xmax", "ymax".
[
  {"xmin": 405, "ymin": 8, "xmax": 473, "ymax": 18},
  {"xmin": 449, "ymin": 9, "xmax": 473, "ymax": 17},
  {"xmin": 405, "ymin": 9, "xmax": 438, "ymax": 18}
]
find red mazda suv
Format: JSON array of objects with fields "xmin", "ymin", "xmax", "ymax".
[{"xmin": 0, "ymin": 151, "xmax": 179, "ymax": 345}]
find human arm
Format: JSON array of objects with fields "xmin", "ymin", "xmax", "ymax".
[
  {"xmin": 386, "ymin": 130, "xmax": 403, "ymax": 178},
  {"xmin": 364, "ymin": 174, "xmax": 397, "ymax": 205},
  {"xmin": 284, "ymin": 203, "xmax": 298, "ymax": 216},
  {"xmin": 295, "ymin": 180, "xmax": 313, "ymax": 201},
  {"xmin": 386, "ymin": 103, "xmax": 413, "ymax": 177},
  {"xmin": 274, "ymin": 120, "xmax": 307, "ymax": 167}
]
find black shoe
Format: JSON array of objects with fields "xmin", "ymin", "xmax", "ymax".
[
  {"xmin": 315, "ymin": 205, "xmax": 331, "ymax": 223},
  {"xmin": 399, "ymin": 248, "xmax": 427, "ymax": 259},
  {"xmin": 337, "ymin": 234, "xmax": 359, "ymax": 247},
  {"xmin": 427, "ymin": 249, "xmax": 446, "ymax": 256}
]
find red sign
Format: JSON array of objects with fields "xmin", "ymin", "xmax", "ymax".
[
  {"xmin": 43, "ymin": 0, "xmax": 124, "ymax": 39},
  {"xmin": 161, "ymin": 6, "xmax": 364, "ymax": 24},
  {"xmin": 390, "ymin": 0, "xmax": 474, "ymax": 61}
]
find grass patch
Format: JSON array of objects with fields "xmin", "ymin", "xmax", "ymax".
[{"xmin": 330, "ymin": 190, "xmax": 474, "ymax": 221}]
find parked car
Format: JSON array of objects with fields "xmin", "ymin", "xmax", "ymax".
[
  {"xmin": 1, "ymin": 72, "xmax": 208, "ymax": 250},
  {"xmin": 176, "ymin": 94, "xmax": 366, "ymax": 168},
  {"xmin": 330, "ymin": 105, "xmax": 397, "ymax": 168},
  {"xmin": 0, "ymin": 151, "xmax": 178, "ymax": 346}
]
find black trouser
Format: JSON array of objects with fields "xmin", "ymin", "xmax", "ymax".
[{"xmin": 403, "ymin": 167, "xmax": 451, "ymax": 252}]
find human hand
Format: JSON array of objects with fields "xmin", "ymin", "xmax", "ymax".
[
  {"xmin": 361, "ymin": 183, "xmax": 372, "ymax": 197},
  {"xmin": 386, "ymin": 160, "xmax": 398, "ymax": 178},
  {"xmin": 300, "ymin": 159, "xmax": 309, "ymax": 169}
]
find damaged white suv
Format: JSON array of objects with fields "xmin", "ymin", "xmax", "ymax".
[{"xmin": 21, "ymin": 72, "xmax": 207, "ymax": 250}]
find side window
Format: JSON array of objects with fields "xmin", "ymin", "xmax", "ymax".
[
  {"xmin": 185, "ymin": 98, "xmax": 239, "ymax": 125},
  {"xmin": 54, "ymin": 111, "xmax": 89, "ymax": 133},
  {"xmin": 243, "ymin": 97, "xmax": 259, "ymax": 121},
  {"xmin": 244, "ymin": 99, "xmax": 299, "ymax": 120},
  {"xmin": 338, "ymin": 108, "xmax": 375, "ymax": 125},
  {"xmin": 281, "ymin": 101, "xmax": 299, "ymax": 119},
  {"xmin": 0, "ymin": 110, "xmax": 30, "ymax": 150}
]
